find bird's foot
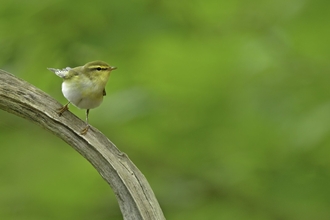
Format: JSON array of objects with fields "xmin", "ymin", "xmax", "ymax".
[
  {"xmin": 57, "ymin": 104, "xmax": 69, "ymax": 116},
  {"xmin": 80, "ymin": 125, "xmax": 90, "ymax": 135}
]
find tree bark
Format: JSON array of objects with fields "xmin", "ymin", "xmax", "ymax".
[{"xmin": 0, "ymin": 69, "xmax": 165, "ymax": 220}]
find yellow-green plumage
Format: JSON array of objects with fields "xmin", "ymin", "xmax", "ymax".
[{"xmin": 48, "ymin": 60, "xmax": 117, "ymax": 134}]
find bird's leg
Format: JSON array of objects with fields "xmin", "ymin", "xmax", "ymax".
[
  {"xmin": 57, "ymin": 102, "xmax": 70, "ymax": 116},
  {"xmin": 80, "ymin": 109, "xmax": 90, "ymax": 135}
]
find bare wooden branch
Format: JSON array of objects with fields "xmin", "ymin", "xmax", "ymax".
[{"xmin": 0, "ymin": 69, "xmax": 165, "ymax": 220}]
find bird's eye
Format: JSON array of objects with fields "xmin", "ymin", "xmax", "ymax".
[{"xmin": 96, "ymin": 67, "xmax": 102, "ymax": 71}]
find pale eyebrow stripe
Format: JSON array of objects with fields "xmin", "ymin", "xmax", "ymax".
[{"xmin": 88, "ymin": 65, "xmax": 108, "ymax": 70}]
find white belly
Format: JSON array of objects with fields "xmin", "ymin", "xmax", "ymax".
[{"xmin": 62, "ymin": 81, "xmax": 103, "ymax": 109}]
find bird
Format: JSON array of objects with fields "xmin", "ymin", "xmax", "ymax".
[{"xmin": 48, "ymin": 60, "xmax": 117, "ymax": 135}]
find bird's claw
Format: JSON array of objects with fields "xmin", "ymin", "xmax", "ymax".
[
  {"xmin": 57, "ymin": 104, "xmax": 69, "ymax": 116},
  {"xmin": 80, "ymin": 125, "xmax": 90, "ymax": 135}
]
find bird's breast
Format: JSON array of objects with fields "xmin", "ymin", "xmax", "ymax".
[{"xmin": 62, "ymin": 80, "xmax": 104, "ymax": 109}]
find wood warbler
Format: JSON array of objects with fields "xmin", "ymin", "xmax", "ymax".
[{"xmin": 48, "ymin": 60, "xmax": 117, "ymax": 135}]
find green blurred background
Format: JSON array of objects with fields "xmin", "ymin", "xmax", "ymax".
[{"xmin": 1, "ymin": 0, "xmax": 330, "ymax": 219}]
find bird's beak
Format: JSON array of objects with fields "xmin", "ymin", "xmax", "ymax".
[{"xmin": 110, "ymin": 66, "xmax": 117, "ymax": 71}]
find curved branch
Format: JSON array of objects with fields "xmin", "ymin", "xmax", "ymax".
[{"xmin": 0, "ymin": 69, "xmax": 165, "ymax": 220}]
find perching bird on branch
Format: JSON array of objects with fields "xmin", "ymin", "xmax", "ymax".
[{"xmin": 48, "ymin": 61, "xmax": 117, "ymax": 134}]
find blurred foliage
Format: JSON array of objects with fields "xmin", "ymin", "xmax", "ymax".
[{"xmin": 1, "ymin": 0, "xmax": 330, "ymax": 219}]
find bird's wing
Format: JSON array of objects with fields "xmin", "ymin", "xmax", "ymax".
[{"xmin": 47, "ymin": 67, "xmax": 72, "ymax": 78}]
